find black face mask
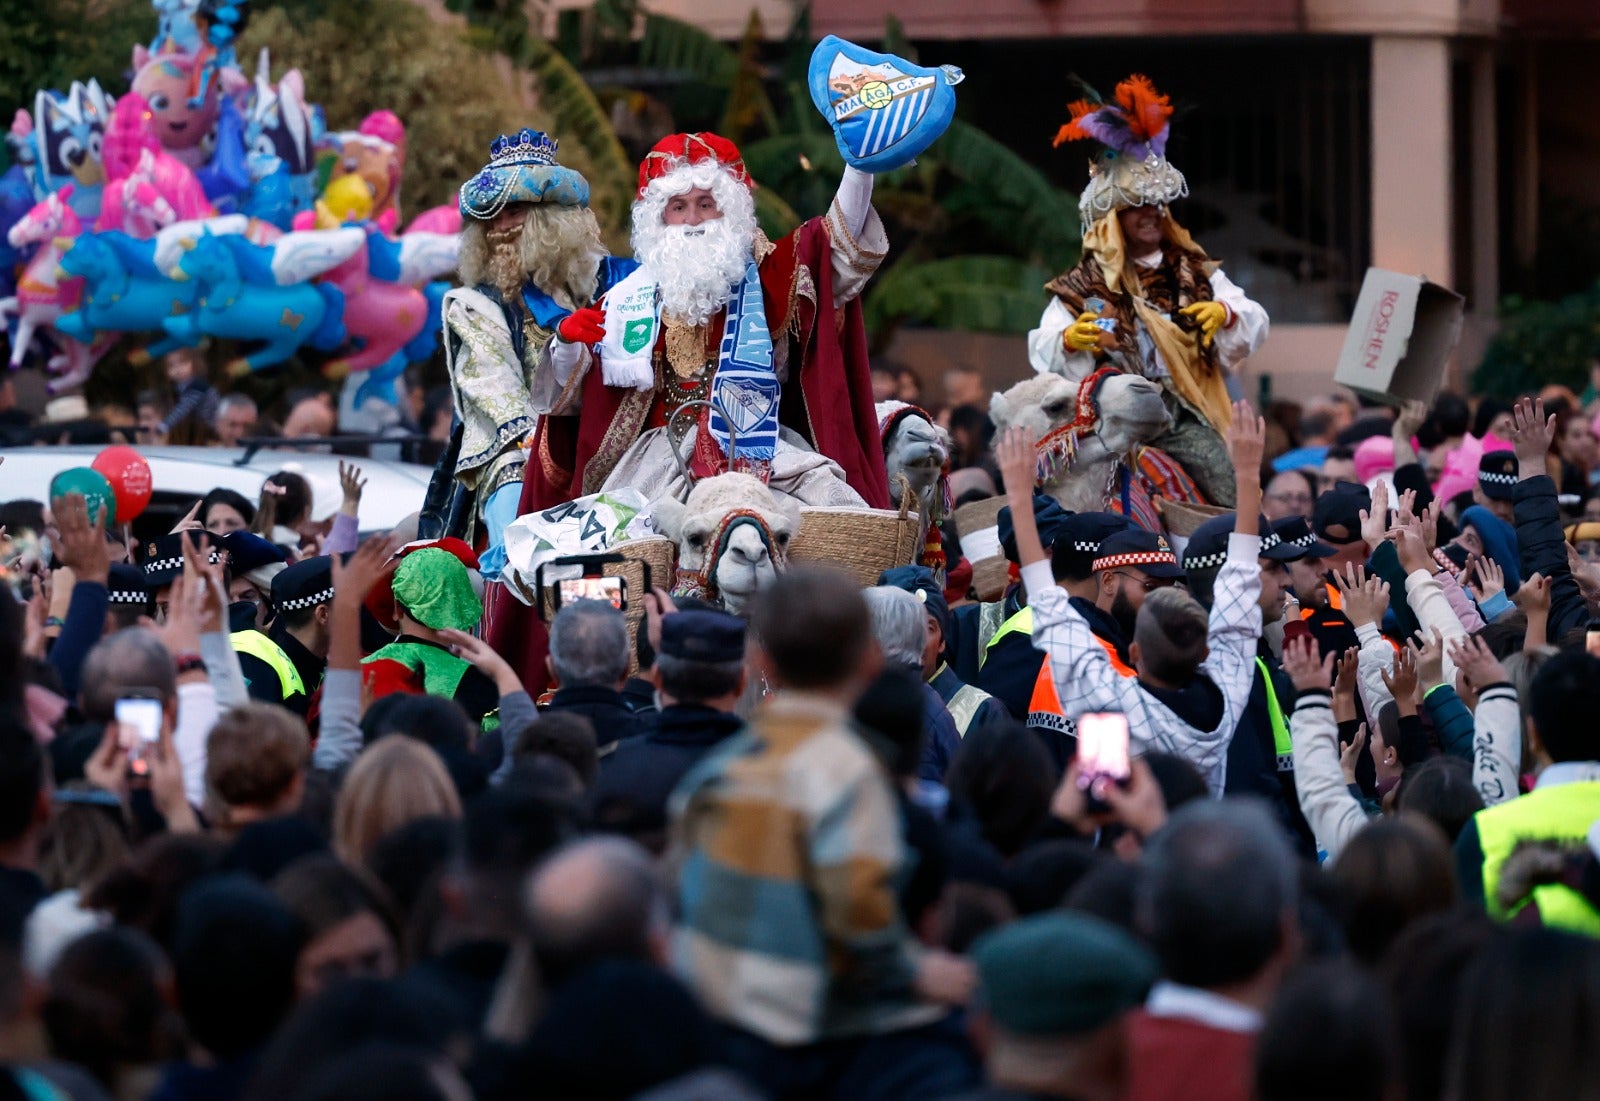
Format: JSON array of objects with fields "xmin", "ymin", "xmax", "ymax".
[{"xmin": 228, "ymin": 600, "xmax": 260, "ymax": 633}]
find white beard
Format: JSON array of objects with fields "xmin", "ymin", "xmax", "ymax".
[{"xmin": 635, "ymin": 217, "xmax": 752, "ymax": 327}]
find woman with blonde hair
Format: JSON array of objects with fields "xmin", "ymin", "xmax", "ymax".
[{"xmin": 333, "ymin": 738, "xmax": 462, "ymax": 865}]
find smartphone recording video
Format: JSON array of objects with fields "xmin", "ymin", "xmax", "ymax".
[
  {"xmin": 558, "ymin": 575, "xmax": 627, "ymax": 611},
  {"xmin": 1075, "ymin": 711, "xmax": 1132, "ymax": 813},
  {"xmin": 115, "ymin": 695, "xmax": 163, "ymax": 777}
]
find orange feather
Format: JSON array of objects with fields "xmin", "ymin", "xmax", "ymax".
[
  {"xmin": 1113, "ymin": 74, "xmax": 1173, "ymax": 143},
  {"xmin": 1051, "ymin": 99, "xmax": 1100, "ymax": 147}
]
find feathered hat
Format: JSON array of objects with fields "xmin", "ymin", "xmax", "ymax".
[
  {"xmin": 459, "ymin": 128, "xmax": 590, "ymax": 220},
  {"xmin": 1052, "ymin": 74, "xmax": 1188, "ymax": 232}
]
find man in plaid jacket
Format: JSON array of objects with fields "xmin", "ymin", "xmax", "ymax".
[
  {"xmin": 994, "ymin": 400, "xmax": 1269, "ymax": 795},
  {"xmin": 669, "ymin": 567, "xmax": 977, "ymax": 1099}
]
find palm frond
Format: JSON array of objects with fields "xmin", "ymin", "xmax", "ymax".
[
  {"xmin": 865, "ymin": 255, "xmax": 1054, "ymax": 335},
  {"xmin": 932, "ymin": 120, "xmax": 1081, "ymax": 263},
  {"xmin": 754, "ymin": 187, "xmax": 801, "ymax": 240},
  {"xmin": 638, "ymin": 12, "xmax": 740, "ymax": 87},
  {"xmin": 720, "ymin": 10, "xmax": 777, "ymax": 142},
  {"xmin": 882, "ymin": 14, "xmax": 918, "ymax": 63},
  {"xmin": 527, "ymin": 38, "xmax": 636, "ymax": 235}
]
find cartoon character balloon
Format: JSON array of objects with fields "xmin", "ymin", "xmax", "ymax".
[
  {"xmin": 241, "ymin": 50, "xmax": 320, "ymax": 229},
  {"xmin": 131, "ymin": 49, "xmax": 216, "ymax": 171},
  {"xmin": 33, "ymin": 81, "xmax": 113, "ymax": 217},
  {"xmin": 324, "ymin": 111, "xmax": 404, "ymax": 233}
]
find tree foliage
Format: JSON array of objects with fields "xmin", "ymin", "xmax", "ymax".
[
  {"xmin": 238, "ymin": 0, "xmax": 549, "ymax": 216},
  {"xmin": 1473, "ymin": 281, "xmax": 1600, "ymax": 399}
]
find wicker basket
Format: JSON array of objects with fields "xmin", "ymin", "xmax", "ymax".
[
  {"xmin": 1155, "ymin": 497, "xmax": 1232, "ymax": 537},
  {"xmin": 953, "ymin": 495, "xmax": 1011, "ymax": 602},
  {"xmin": 788, "ymin": 487, "xmax": 922, "ymax": 586},
  {"xmin": 536, "ymin": 535, "xmax": 678, "ymax": 674}
]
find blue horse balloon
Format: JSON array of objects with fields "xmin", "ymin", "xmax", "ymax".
[
  {"xmin": 169, "ymin": 230, "xmax": 345, "ymax": 375},
  {"xmin": 56, "ymin": 231, "xmax": 201, "ymax": 360}
]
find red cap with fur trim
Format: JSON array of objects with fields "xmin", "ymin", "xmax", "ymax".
[
  {"xmin": 637, "ymin": 132, "xmax": 754, "ymax": 199},
  {"xmin": 364, "ymin": 537, "xmax": 483, "ymax": 634}
]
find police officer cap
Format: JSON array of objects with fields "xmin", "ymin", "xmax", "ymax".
[
  {"xmin": 271, "ymin": 556, "xmax": 335, "ymax": 615},
  {"xmin": 660, "ymin": 609, "xmax": 747, "ymax": 664}
]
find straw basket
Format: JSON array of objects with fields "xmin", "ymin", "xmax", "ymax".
[
  {"xmin": 953, "ymin": 495, "xmax": 1011, "ymax": 602},
  {"xmin": 536, "ymin": 535, "xmax": 678, "ymax": 674},
  {"xmin": 1154, "ymin": 498, "xmax": 1231, "ymax": 538},
  {"xmin": 788, "ymin": 485, "xmax": 922, "ymax": 586}
]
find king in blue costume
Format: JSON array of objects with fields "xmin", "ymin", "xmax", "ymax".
[{"xmin": 433, "ymin": 129, "xmax": 636, "ymax": 575}]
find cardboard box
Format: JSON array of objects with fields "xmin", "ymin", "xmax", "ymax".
[{"xmin": 1332, "ymin": 268, "xmax": 1464, "ymax": 405}]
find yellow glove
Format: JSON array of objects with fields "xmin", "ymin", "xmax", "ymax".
[
  {"xmin": 1178, "ymin": 301, "xmax": 1229, "ymax": 347},
  {"xmin": 1063, "ymin": 311, "xmax": 1108, "ymax": 354}
]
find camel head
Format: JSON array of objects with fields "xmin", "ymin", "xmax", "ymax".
[
  {"xmin": 652, "ymin": 472, "xmax": 800, "ymax": 616},
  {"xmin": 878, "ymin": 401, "xmax": 950, "ymax": 517},
  {"xmin": 989, "ymin": 368, "xmax": 1169, "ymax": 510}
]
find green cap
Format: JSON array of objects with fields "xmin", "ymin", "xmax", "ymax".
[
  {"xmin": 391, "ymin": 547, "xmax": 482, "ymax": 632},
  {"xmin": 972, "ymin": 912, "xmax": 1157, "ymax": 1036}
]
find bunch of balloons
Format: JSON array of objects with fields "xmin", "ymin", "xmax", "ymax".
[
  {"xmin": 49, "ymin": 445, "xmax": 154, "ymax": 525},
  {"xmin": 0, "ymin": 0, "xmax": 463, "ymax": 404}
]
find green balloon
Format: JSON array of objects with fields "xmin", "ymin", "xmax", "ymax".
[{"xmin": 49, "ymin": 467, "xmax": 115, "ymax": 527}]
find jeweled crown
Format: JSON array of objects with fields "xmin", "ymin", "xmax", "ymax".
[{"xmin": 488, "ymin": 128, "xmax": 558, "ymax": 167}]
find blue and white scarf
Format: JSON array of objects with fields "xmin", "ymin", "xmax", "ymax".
[{"xmin": 599, "ymin": 260, "xmax": 779, "ymax": 463}]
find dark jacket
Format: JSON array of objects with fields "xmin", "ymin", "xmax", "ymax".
[
  {"xmin": 918, "ymin": 679, "xmax": 964, "ymax": 784},
  {"xmin": 1225, "ymin": 647, "xmax": 1317, "ymax": 859},
  {"xmin": 590, "ymin": 704, "xmax": 743, "ymax": 844},
  {"xmin": 1515, "ymin": 473, "xmax": 1587, "ymax": 642},
  {"xmin": 540, "ymin": 684, "xmax": 645, "ymax": 747},
  {"xmin": 237, "ymin": 623, "xmax": 325, "ymax": 717}
]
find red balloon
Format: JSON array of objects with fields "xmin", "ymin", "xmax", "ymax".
[{"xmin": 91, "ymin": 446, "xmax": 154, "ymax": 524}]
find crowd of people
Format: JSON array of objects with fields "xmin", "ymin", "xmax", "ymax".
[
  {"xmin": 2, "ymin": 71, "xmax": 1599, "ymax": 1101},
  {"xmin": 2, "ymin": 377, "xmax": 1599, "ymax": 1101}
]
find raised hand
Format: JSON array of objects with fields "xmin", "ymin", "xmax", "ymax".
[
  {"xmin": 1394, "ymin": 399, "xmax": 1428, "ymax": 444},
  {"xmin": 1360, "ymin": 480, "xmax": 1390, "ymax": 549},
  {"xmin": 1510, "ymin": 397, "xmax": 1555, "ymax": 480},
  {"xmin": 338, "ymin": 460, "xmax": 368, "ymax": 517},
  {"xmin": 1420, "ymin": 501, "xmax": 1441, "ymax": 554},
  {"xmin": 1333, "ymin": 563, "xmax": 1391, "ymax": 629},
  {"xmin": 169, "ymin": 500, "xmax": 204, "ymax": 534},
  {"xmin": 330, "ymin": 534, "xmax": 400, "ymax": 606},
  {"xmin": 996, "ymin": 426, "xmax": 1038, "ymax": 502},
  {"xmin": 1332, "ymin": 649, "xmax": 1359, "ymax": 723},
  {"xmin": 1410, "ymin": 626, "xmax": 1445, "ymax": 690},
  {"xmin": 54, "ymin": 492, "xmax": 110, "ymax": 585},
  {"xmin": 1389, "ymin": 514, "xmax": 1432, "ymax": 576},
  {"xmin": 1340, "ymin": 723, "xmax": 1368, "ymax": 785},
  {"xmin": 438, "ymin": 627, "xmax": 523, "ymax": 695},
  {"xmin": 1519, "ymin": 571, "xmax": 1551, "ymax": 616},
  {"xmin": 1449, "ymin": 633, "xmax": 1508, "ymax": 689},
  {"xmin": 1224, "ymin": 400, "xmax": 1267, "ymax": 479},
  {"xmin": 1282, "ymin": 633, "xmax": 1335, "ymax": 693},
  {"xmin": 1467, "ymin": 557, "xmax": 1506, "ymax": 605},
  {"xmin": 1380, "ymin": 643, "xmax": 1419, "ymax": 706}
]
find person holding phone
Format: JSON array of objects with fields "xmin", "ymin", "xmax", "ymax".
[{"xmin": 997, "ymin": 400, "xmax": 1269, "ymax": 794}]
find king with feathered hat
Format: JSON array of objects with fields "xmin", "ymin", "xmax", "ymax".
[{"xmin": 1027, "ymin": 76, "xmax": 1270, "ymax": 507}]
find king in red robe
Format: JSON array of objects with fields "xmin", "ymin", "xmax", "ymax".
[{"xmin": 487, "ymin": 132, "xmax": 892, "ymax": 691}]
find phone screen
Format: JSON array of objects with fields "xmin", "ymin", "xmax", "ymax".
[
  {"xmin": 115, "ymin": 697, "xmax": 163, "ymax": 775},
  {"xmin": 1587, "ymin": 624, "xmax": 1600, "ymax": 660},
  {"xmin": 1076, "ymin": 712, "xmax": 1131, "ymax": 807},
  {"xmin": 559, "ymin": 576, "xmax": 627, "ymax": 611}
]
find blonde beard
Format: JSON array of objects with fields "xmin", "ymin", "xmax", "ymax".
[{"xmin": 457, "ymin": 205, "xmax": 605, "ymax": 312}]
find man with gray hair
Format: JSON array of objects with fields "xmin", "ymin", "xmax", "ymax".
[
  {"xmin": 1124, "ymin": 798, "xmax": 1301, "ymax": 1101},
  {"xmin": 863, "ymin": 586, "xmax": 962, "ymax": 783},
  {"xmin": 211, "ymin": 393, "xmax": 258, "ymax": 449},
  {"xmin": 542, "ymin": 600, "xmax": 642, "ymax": 748}
]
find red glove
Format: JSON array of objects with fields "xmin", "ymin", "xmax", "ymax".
[{"xmin": 557, "ymin": 305, "xmax": 606, "ymax": 345}]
